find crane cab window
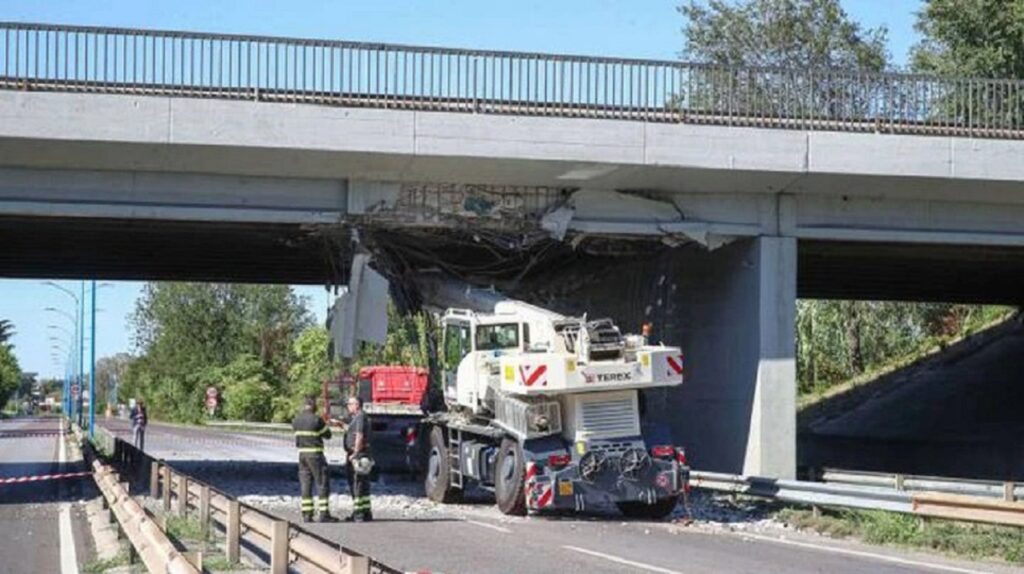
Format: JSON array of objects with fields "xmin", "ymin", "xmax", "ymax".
[
  {"xmin": 443, "ymin": 322, "xmax": 471, "ymax": 368},
  {"xmin": 475, "ymin": 323, "xmax": 519, "ymax": 351}
]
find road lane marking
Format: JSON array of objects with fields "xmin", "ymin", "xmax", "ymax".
[
  {"xmin": 562, "ymin": 545, "xmax": 684, "ymax": 574},
  {"xmin": 737, "ymin": 532, "xmax": 991, "ymax": 574},
  {"xmin": 58, "ymin": 424, "xmax": 80, "ymax": 574},
  {"xmin": 465, "ymin": 519, "xmax": 512, "ymax": 534}
]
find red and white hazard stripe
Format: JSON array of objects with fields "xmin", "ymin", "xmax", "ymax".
[
  {"xmin": 535, "ymin": 484, "xmax": 554, "ymax": 508},
  {"xmin": 666, "ymin": 354, "xmax": 684, "ymax": 377},
  {"xmin": 0, "ymin": 471, "xmax": 91, "ymax": 485},
  {"xmin": 518, "ymin": 364, "xmax": 548, "ymax": 387},
  {"xmin": 0, "ymin": 431, "xmax": 61, "ymax": 438}
]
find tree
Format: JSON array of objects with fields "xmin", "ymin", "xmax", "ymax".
[
  {"xmin": 271, "ymin": 326, "xmax": 339, "ymax": 422},
  {"xmin": 678, "ymin": 0, "xmax": 890, "ymax": 120},
  {"xmin": 680, "ymin": 0, "xmax": 888, "ymax": 70},
  {"xmin": 0, "ymin": 319, "xmax": 13, "ymax": 347},
  {"xmin": 94, "ymin": 353, "xmax": 133, "ymax": 407},
  {"xmin": 911, "ymin": 0, "xmax": 1024, "ymax": 130},
  {"xmin": 215, "ymin": 355, "xmax": 276, "ymax": 422},
  {"xmin": 127, "ymin": 283, "xmax": 311, "ymax": 422},
  {"xmin": 0, "ymin": 345, "xmax": 20, "ymax": 409},
  {"xmin": 913, "ymin": 0, "xmax": 1024, "ymax": 79}
]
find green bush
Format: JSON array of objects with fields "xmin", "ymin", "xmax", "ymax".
[{"xmin": 218, "ymin": 355, "xmax": 276, "ymax": 422}]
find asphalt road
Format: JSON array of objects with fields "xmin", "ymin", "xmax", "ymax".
[
  {"xmin": 99, "ymin": 418, "xmax": 1022, "ymax": 574},
  {"xmin": 0, "ymin": 417, "xmax": 93, "ymax": 574}
]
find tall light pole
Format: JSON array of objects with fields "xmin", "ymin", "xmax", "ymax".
[
  {"xmin": 43, "ymin": 280, "xmax": 82, "ymax": 425},
  {"xmin": 44, "ymin": 307, "xmax": 77, "ymax": 417},
  {"xmin": 89, "ymin": 280, "xmax": 97, "ymax": 438},
  {"xmin": 78, "ymin": 281, "xmax": 85, "ymax": 429}
]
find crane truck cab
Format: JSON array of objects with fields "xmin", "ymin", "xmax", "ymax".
[{"xmin": 425, "ymin": 301, "xmax": 689, "ymax": 517}]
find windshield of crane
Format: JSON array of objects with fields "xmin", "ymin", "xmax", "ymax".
[
  {"xmin": 475, "ymin": 323, "xmax": 519, "ymax": 351},
  {"xmin": 444, "ymin": 322, "xmax": 471, "ymax": 369}
]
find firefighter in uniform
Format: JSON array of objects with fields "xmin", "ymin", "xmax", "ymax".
[
  {"xmin": 292, "ymin": 397, "xmax": 335, "ymax": 523},
  {"xmin": 344, "ymin": 396, "xmax": 373, "ymax": 522}
]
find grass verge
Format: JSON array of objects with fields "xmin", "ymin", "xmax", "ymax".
[
  {"xmin": 165, "ymin": 515, "xmax": 209, "ymax": 543},
  {"xmin": 777, "ymin": 506, "xmax": 1024, "ymax": 564},
  {"xmin": 203, "ymin": 556, "xmax": 247, "ymax": 571},
  {"xmin": 81, "ymin": 551, "xmax": 130, "ymax": 573}
]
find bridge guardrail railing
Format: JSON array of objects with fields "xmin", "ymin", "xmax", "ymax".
[
  {"xmin": 1, "ymin": 21, "xmax": 1022, "ymax": 138},
  {"xmin": 692, "ymin": 469, "xmax": 1024, "ymax": 527},
  {"xmin": 101, "ymin": 435, "xmax": 402, "ymax": 574}
]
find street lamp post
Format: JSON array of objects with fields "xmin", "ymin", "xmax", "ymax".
[
  {"xmin": 89, "ymin": 280, "xmax": 97, "ymax": 438},
  {"xmin": 78, "ymin": 281, "xmax": 85, "ymax": 429},
  {"xmin": 44, "ymin": 307, "xmax": 76, "ymax": 419},
  {"xmin": 43, "ymin": 280, "xmax": 82, "ymax": 425}
]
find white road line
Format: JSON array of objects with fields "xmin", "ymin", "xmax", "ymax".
[
  {"xmin": 58, "ymin": 424, "xmax": 80, "ymax": 574},
  {"xmin": 465, "ymin": 519, "xmax": 512, "ymax": 534},
  {"xmin": 738, "ymin": 532, "xmax": 992, "ymax": 574},
  {"xmin": 562, "ymin": 545, "xmax": 684, "ymax": 574}
]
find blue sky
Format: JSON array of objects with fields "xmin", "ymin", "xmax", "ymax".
[{"xmin": 0, "ymin": 0, "xmax": 922, "ymax": 379}]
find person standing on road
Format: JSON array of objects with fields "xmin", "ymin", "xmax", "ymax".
[
  {"xmin": 292, "ymin": 397, "xmax": 336, "ymax": 523},
  {"xmin": 130, "ymin": 398, "xmax": 148, "ymax": 452},
  {"xmin": 343, "ymin": 396, "xmax": 373, "ymax": 522}
]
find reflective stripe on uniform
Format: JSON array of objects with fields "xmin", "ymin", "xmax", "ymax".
[
  {"xmin": 297, "ymin": 447, "xmax": 324, "ymax": 453},
  {"xmin": 295, "ymin": 427, "xmax": 331, "ymax": 437},
  {"xmin": 353, "ymin": 496, "xmax": 371, "ymax": 510}
]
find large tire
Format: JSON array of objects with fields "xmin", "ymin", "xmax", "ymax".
[
  {"xmin": 494, "ymin": 438, "xmax": 527, "ymax": 516},
  {"xmin": 616, "ymin": 496, "xmax": 679, "ymax": 520},
  {"xmin": 424, "ymin": 426, "xmax": 461, "ymax": 503}
]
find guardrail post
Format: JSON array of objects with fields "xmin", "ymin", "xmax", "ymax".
[
  {"xmin": 1005, "ymin": 482, "xmax": 1016, "ymax": 502},
  {"xmin": 162, "ymin": 466, "xmax": 172, "ymax": 512},
  {"xmin": 339, "ymin": 553, "xmax": 371, "ymax": 574},
  {"xmin": 150, "ymin": 461, "xmax": 160, "ymax": 497},
  {"xmin": 226, "ymin": 500, "xmax": 241, "ymax": 563},
  {"xmin": 199, "ymin": 485, "xmax": 211, "ymax": 542},
  {"xmin": 270, "ymin": 520, "xmax": 289, "ymax": 574},
  {"xmin": 894, "ymin": 474, "xmax": 905, "ymax": 491},
  {"xmin": 178, "ymin": 475, "xmax": 190, "ymax": 516}
]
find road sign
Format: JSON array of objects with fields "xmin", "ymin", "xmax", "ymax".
[
  {"xmin": 205, "ymin": 387, "xmax": 218, "ymax": 398},
  {"xmin": 70, "ymin": 384, "xmax": 80, "ymax": 398},
  {"xmin": 205, "ymin": 396, "xmax": 218, "ymax": 408}
]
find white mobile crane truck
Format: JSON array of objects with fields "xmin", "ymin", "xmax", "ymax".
[{"xmin": 409, "ymin": 299, "xmax": 689, "ymax": 517}]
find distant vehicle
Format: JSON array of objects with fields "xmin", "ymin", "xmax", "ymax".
[{"xmin": 326, "ymin": 300, "xmax": 689, "ymax": 518}]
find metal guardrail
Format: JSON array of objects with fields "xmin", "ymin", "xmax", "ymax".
[
  {"xmin": 692, "ymin": 469, "xmax": 1024, "ymax": 527},
  {"xmin": 1, "ymin": 21, "xmax": 1022, "ymax": 138},
  {"xmin": 99, "ymin": 433, "xmax": 401, "ymax": 574},
  {"xmin": 821, "ymin": 468, "xmax": 1022, "ymax": 501}
]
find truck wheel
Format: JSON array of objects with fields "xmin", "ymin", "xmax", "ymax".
[
  {"xmin": 424, "ymin": 426, "xmax": 461, "ymax": 503},
  {"xmin": 617, "ymin": 496, "xmax": 679, "ymax": 520},
  {"xmin": 494, "ymin": 438, "xmax": 527, "ymax": 516}
]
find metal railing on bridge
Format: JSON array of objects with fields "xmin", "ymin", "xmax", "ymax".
[{"xmin": 2, "ymin": 21, "xmax": 1023, "ymax": 138}]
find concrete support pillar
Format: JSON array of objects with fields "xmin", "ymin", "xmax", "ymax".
[
  {"xmin": 742, "ymin": 236, "xmax": 796, "ymax": 477},
  {"xmin": 662, "ymin": 237, "xmax": 796, "ymax": 478}
]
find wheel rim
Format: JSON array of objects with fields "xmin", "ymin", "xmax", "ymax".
[{"xmin": 500, "ymin": 448, "xmax": 517, "ymax": 483}]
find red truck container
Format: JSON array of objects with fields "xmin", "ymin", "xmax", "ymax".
[{"xmin": 358, "ymin": 366, "xmax": 429, "ymax": 405}]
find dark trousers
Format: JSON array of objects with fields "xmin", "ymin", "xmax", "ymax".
[
  {"xmin": 132, "ymin": 425, "xmax": 145, "ymax": 452},
  {"xmin": 346, "ymin": 461, "xmax": 371, "ymax": 517},
  {"xmin": 298, "ymin": 453, "xmax": 330, "ymax": 515}
]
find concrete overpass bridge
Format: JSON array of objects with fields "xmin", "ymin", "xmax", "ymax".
[{"xmin": 2, "ymin": 22, "xmax": 1024, "ymax": 479}]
